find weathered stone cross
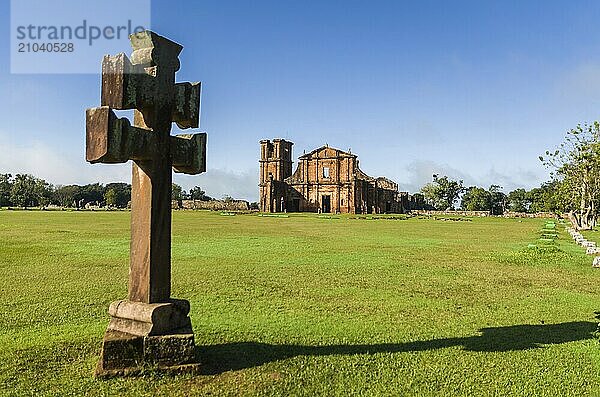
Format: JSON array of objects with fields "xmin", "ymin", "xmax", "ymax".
[{"xmin": 86, "ymin": 31, "xmax": 205, "ymax": 376}]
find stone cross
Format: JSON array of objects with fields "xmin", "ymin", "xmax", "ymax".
[{"xmin": 86, "ymin": 31, "xmax": 205, "ymax": 376}]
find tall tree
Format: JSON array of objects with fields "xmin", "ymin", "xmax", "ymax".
[
  {"xmin": 460, "ymin": 185, "xmax": 506, "ymax": 215},
  {"xmin": 540, "ymin": 122, "xmax": 600, "ymax": 229},
  {"xmin": 528, "ymin": 181, "xmax": 565, "ymax": 214},
  {"xmin": 188, "ymin": 186, "xmax": 212, "ymax": 201},
  {"xmin": 81, "ymin": 183, "xmax": 105, "ymax": 206},
  {"xmin": 10, "ymin": 174, "xmax": 39, "ymax": 208},
  {"xmin": 172, "ymin": 183, "xmax": 184, "ymax": 201},
  {"xmin": 53, "ymin": 185, "xmax": 81, "ymax": 207},
  {"xmin": 488, "ymin": 185, "xmax": 507, "ymax": 215},
  {"xmin": 461, "ymin": 186, "xmax": 490, "ymax": 211},
  {"xmin": 105, "ymin": 183, "xmax": 131, "ymax": 208},
  {"xmin": 507, "ymin": 188, "xmax": 530, "ymax": 212},
  {"xmin": 104, "ymin": 188, "xmax": 117, "ymax": 208},
  {"xmin": 35, "ymin": 179, "xmax": 54, "ymax": 208},
  {"xmin": 420, "ymin": 174, "xmax": 464, "ymax": 210},
  {"xmin": 0, "ymin": 174, "xmax": 12, "ymax": 207}
]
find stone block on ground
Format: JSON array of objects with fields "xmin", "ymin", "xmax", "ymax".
[
  {"xmin": 95, "ymin": 330, "xmax": 198, "ymax": 377},
  {"xmin": 587, "ymin": 247, "xmax": 600, "ymax": 255}
]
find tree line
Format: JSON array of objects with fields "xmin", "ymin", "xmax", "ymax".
[
  {"xmin": 0, "ymin": 170, "xmax": 564, "ymax": 214},
  {"xmin": 418, "ymin": 175, "xmax": 562, "ymax": 215},
  {"xmin": 0, "ymin": 174, "xmax": 213, "ymax": 209},
  {"xmin": 418, "ymin": 120, "xmax": 600, "ymax": 226}
]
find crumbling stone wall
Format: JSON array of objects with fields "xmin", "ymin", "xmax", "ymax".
[
  {"xmin": 173, "ymin": 200, "xmax": 249, "ymax": 211},
  {"xmin": 412, "ymin": 210, "xmax": 490, "ymax": 217},
  {"xmin": 503, "ymin": 212, "xmax": 557, "ymax": 218},
  {"xmin": 412, "ymin": 210, "xmax": 558, "ymax": 218}
]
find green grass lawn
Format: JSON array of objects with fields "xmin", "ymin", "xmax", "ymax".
[{"xmin": 1, "ymin": 210, "xmax": 599, "ymax": 396}]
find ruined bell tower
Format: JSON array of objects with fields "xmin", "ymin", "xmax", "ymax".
[
  {"xmin": 260, "ymin": 139, "xmax": 293, "ymax": 183},
  {"xmin": 259, "ymin": 139, "xmax": 293, "ymax": 212}
]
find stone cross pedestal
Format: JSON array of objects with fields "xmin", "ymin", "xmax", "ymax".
[{"xmin": 86, "ymin": 31, "xmax": 206, "ymax": 377}]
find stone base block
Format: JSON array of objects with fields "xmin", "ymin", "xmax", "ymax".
[
  {"xmin": 107, "ymin": 299, "xmax": 192, "ymax": 336},
  {"xmin": 95, "ymin": 330, "xmax": 200, "ymax": 378}
]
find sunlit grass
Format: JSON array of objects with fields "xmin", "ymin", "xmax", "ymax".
[{"xmin": 0, "ymin": 210, "xmax": 599, "ymax": 396}]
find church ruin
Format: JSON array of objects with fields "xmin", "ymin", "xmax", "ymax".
[{"xmin": 259, "ymin": 139, "xmax": 409, "ymax": 214}]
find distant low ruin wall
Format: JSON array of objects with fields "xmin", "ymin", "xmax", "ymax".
[
  {"xmin": 173, "ymin": 200, "xmax": 250, "ymax": 211},
  {"xmin": 412, "ymin": 210, "xmax": 490, "ymax": 217},
  {"xmin": 502, "ymin": 212, "xmax": 557, "ymax": 219},
  {"xmin": 411, "ymin": 210, "xmax": 557, "ymax": 218}
]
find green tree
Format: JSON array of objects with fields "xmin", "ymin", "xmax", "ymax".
[
  {"xmin": 460, "ymin": 185, "xmax": 506, "ymax": 215},
  {"xmin": 488, "ymin": 185, "xmax": 506, "ymax": 215},
  {"xmin": 105, "ymin": 183, "xmax": 131, "ymax": 208},
  {"xmin": 172, "ymin": 183, "xmax": 184, "ymax": 201},
  {"xmin": 81, "ymin": 183, "xmax": 105, "ymax": 205},
  {"xmin": 104, "ymin": 188, "xmax": 117, "ymax": 208},
  {"xmin": 0, "ymin": 174, "xmax": 12, "ymax": 207},
  {"xmin": 35, "ymin": 179, "xmax": 54, "ymax": 208},
  {"xmin": 461, "ymin": 186, "xmax": 490, "ymax": 211},
  {"xmin": 53, "ymin": 185, "xmax": 81, "ymax": 207},
  {"xmin": 507, "ymin": 188, "xmax": 530, "ymax": 212},
  {"xmin": 10, "ymin": 174, "xmax": 38, "ymax": 208},
  {"xmin": 528, "ymin": 181, "xmax": 565, "ymax": 214},
  {"xmin": 540, "ymin": 122, "xmax": 600, "ymax": 229},
  {"xmin": 189, "ymin": 186, "xmax": 212, "ymax": 201},
  {"xmin": 420, "ymin": 174, "xmax": 464, "ymax": 210}
]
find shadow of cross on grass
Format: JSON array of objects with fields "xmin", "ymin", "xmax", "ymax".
[{"xmin": 199, "ymin": 321, "xmax": 596, "ymax": 375}]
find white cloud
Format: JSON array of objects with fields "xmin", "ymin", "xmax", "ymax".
[
  {"xmin": 0, "ymin": 131, "xmax": 259, "ymax": 202},
  {"xmin": 175, "ymin": 168, "xmax": 258, "ymax": 202},
  {"xmin": 0, "ymin": 132, "xmax": 129, "ymax": 185},
  {"xmin": 482, "ymin": 167, "xmax": 543, "ymax": 192},
  {"xmin": 398, "ymin": 160, "xmax": 547, "ymax": 194},
  {"xmin": 398, "ymin": 160, "xmax": 473, "ymax": 193}
]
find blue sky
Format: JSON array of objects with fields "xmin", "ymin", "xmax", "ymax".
[{"xmin": 2, "ymin": 1, "xmax": 600, "ymax": 201}]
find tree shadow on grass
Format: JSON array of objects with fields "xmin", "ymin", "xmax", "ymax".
[{"xmin": 198, "ymin": 321, "xmax": 597, "ymax": 375}]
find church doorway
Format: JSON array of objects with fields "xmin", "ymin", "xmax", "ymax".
[
  {"xmin": 321, "ymin": 195, "xmax": 331, "ymax": 213},
  {"xmin": 291, "ymin": 198, "xmax": 300, "ymax": 212}
]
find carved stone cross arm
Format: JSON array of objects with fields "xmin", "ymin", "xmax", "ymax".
[
  {"xmin": 100, "ymin": 53, "xmax": 201, "ymax": 129},
  {"xmin": 86, "ymin": 106, "xmax": 206, "ymax": 174}
]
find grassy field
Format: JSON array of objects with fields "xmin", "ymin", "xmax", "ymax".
[{"xmin": 1, "ymin": 210, "xmax": 599, "ymax": 396}]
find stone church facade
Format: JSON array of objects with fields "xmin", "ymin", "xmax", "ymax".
[{"xmin": 259, "ymin": 138, "xmax": 409, "ymax": 214}]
